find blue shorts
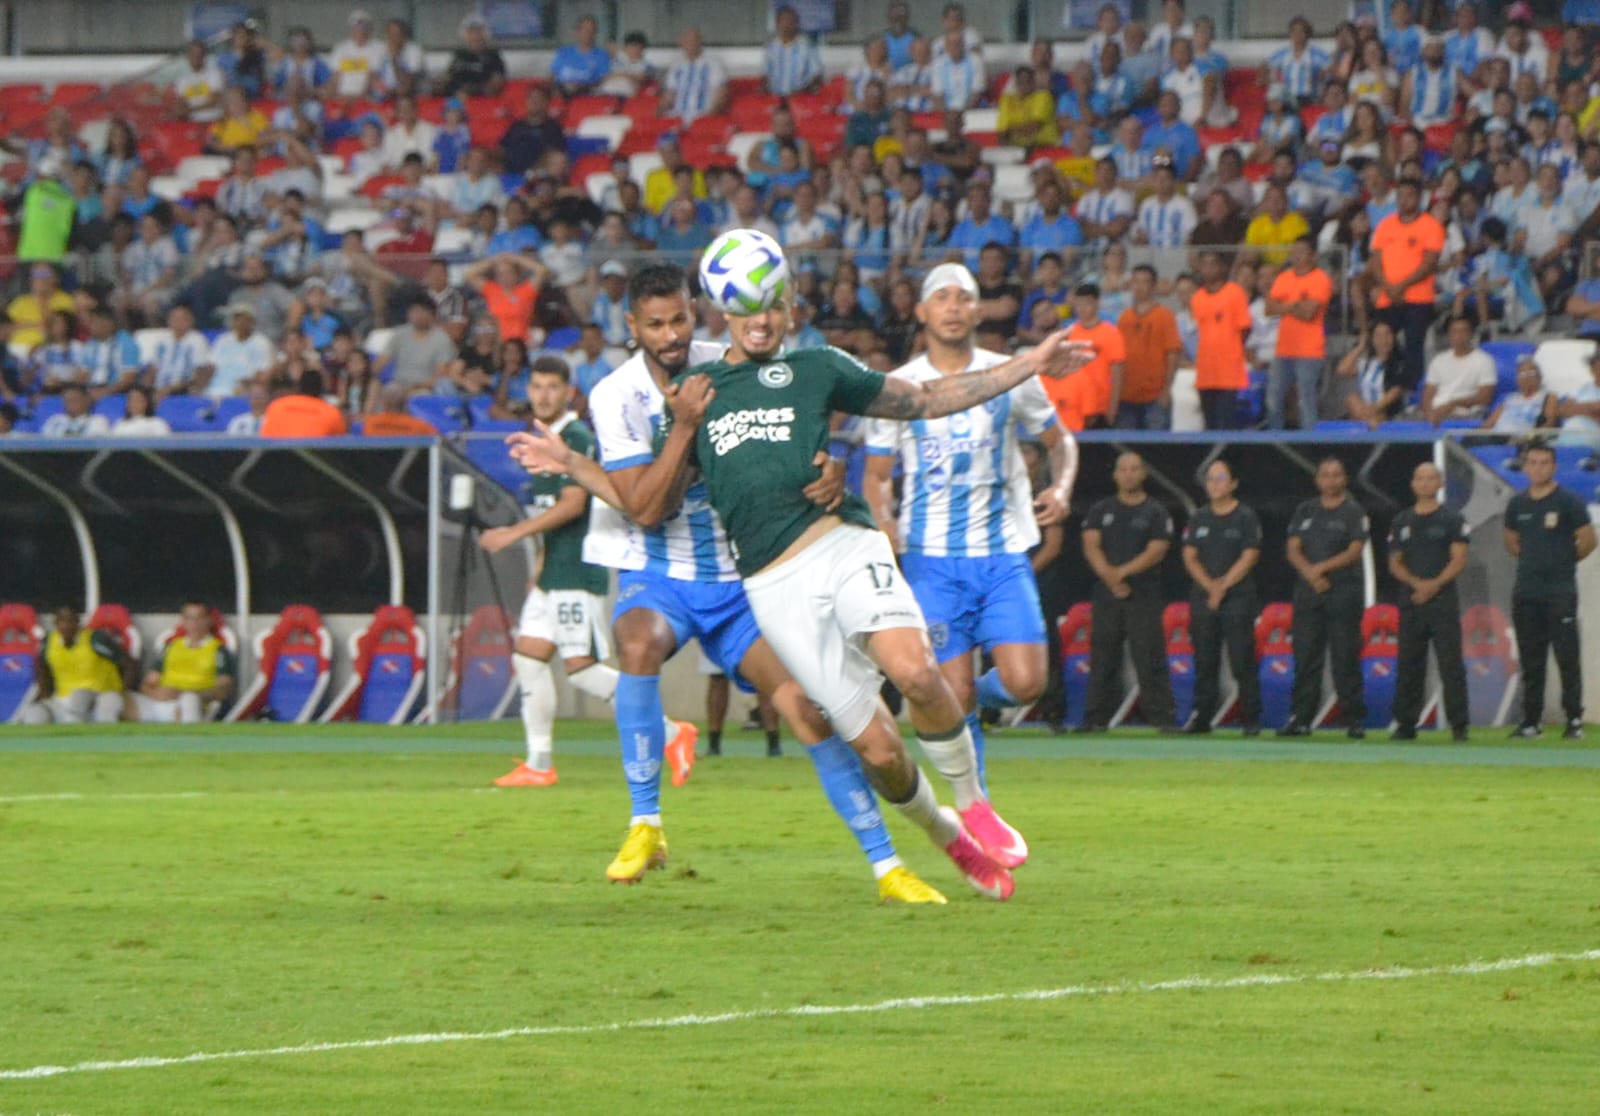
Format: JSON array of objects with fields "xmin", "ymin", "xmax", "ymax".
[
  {"xmin": 613, "ymin": 570, "xmax": 761, "ymax": 692},
  {"xmin": 898, "ymin": 552, "xmax": 1046, "ymax": 662}
]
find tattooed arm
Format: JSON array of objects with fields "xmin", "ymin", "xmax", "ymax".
[{"xmin": 861, "ymin": 331, "xmax": 1094, "ymax": 420}]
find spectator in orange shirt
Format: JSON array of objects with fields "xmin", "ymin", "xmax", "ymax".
[
  {"xmin": 1189, "ymin": 251, "xmax": 1252, "ymax": 430},
  {"xmin": 1057, "ymin": 283, "xmax": 1125, "ymax": 429},
  {"xmin": 463, "ymin": 252, "xmax": 549, "ymax": 345},
  {"xmin": 259, "ymin": 369, "xmax": 348, "ymax": 438},
  {"xmin": 1264, "ymin": 236, "xmax": 1334, "ymax": 431},
  {"xmin": 1367, "ymin": 177, "xmax": 1444, "ymax": 394},
  {"xmin": 362, "ymin": 384, "xmax": 440, "ymax": 437},
  {"xmin": 1116, "ymin": 264, "xmax": 1181, "ymax": 430}
]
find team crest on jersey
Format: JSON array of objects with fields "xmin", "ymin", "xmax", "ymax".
[
  {"xmin": 927, "ymin": 622, "xmax": 949, "ymax": 651},
  {"xmin": 948, "ymin": 410, "xmax": 972, "ymax": 435},
  {"xmin": 758, "ymin": 362, "xmax": 794, "ymax": 388}
]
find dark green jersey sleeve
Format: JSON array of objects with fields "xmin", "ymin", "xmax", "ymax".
[
  {"xmin": 216, "ymin": 644, "xmax": 237, "ymax": 681},
  {"xmin": 817, "ymin": 346, "xmax": 889, "ymax": 415}
]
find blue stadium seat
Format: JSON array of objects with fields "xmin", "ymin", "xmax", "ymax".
[
  {"xmin": 566, "ymin": 136, "xmax": 610, "ymax": 159},
  {"xmin": 1163, "ymin": 604, "xmax": 1195, "ymax": 729},
  {"xmin": 465, "ymin": 395, "xmax": 494, "ymax": 426},
  {"xmin": 545, "ymin": 327, "xmax": 581, "ymax": 352},
  {"xmin": 1482, "ymin": 340, "xmax": 1536, "ymax": 397},
  {"xmin": 213, "ymin": 396, "xmax": 252, "ymax": 428},
  {"xmin": 19, "ymin": 396, "xmax": 65, "ymax": 433},
  {"xmin": 407, "ymin": 395, "xmax": 468, "ymax": 433},
  {"xmin": 156, "ymin": 396, "xmax": 217, "ymax": 432},
  {"xmin": 1316, "ymin": 420, "xmax": 1367, "ymax": 434},
  {"xmin": 94, "ymin": 394, "xmax": 127, "ymax": 423},
  {"xmin": 1382, "ymin": 420, "xmax": 1434, "ymax": 435},
  {"xmin": 1058, "ymin": 604, "xmax": 1091, "ymax": 729},
  {"xmin": 1255, "ymin": 603, "xmax": 1294, "ymax": 731},
  {"xmin": 1438, "ymin": 418, "xmax": 1480, "ymax": 431},
  {"xmin": 462, "ymin": 437, "xmax": 533, "ymax": 499}
]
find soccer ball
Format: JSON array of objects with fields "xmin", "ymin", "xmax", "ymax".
[{"xmin": 699, "ymin": 229, "xmax": 790, "ymax": 315}]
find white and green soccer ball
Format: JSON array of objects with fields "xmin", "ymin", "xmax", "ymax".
[{"xmin": 699, "ymin": 228, "xmax": 790, "ymax": 315}]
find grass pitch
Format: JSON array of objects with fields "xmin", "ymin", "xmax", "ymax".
[{"xmin": 2, "ymin": 722, "xmax": 1599, "ymax": 1114}]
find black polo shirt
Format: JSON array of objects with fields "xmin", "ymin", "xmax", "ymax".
[
  {"xmin": 1388, "ymin": 505, "xmax": 1469, "ymax": 583},
  {"xmin": 1084, "ymin": 494, "xmax": 1173, "ymax": 597},
  {"xmin": 1507, "ymin": 484, "xmax": 1590, "ymax": 599},
  {"xmin": 1182, "ymin": 501, "xmax": 1261, "ymax": 607},
  {"xmin": 1288, "ymin": 495, "xmax": 1369, "ymax": 593}
]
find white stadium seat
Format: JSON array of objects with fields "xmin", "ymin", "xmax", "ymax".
[
  {"xmin": 149, "ymin": 175, "xmax": 187, "ymax": 201},
  {"xmin": 1534, "ymin": 339, "xmax": 1596, "ymax": 399},
  {"xmin": 627, "ymin": 151, "xmax": 664, "ymax": 185},
  {"xmin": 174, "ymin": 155, "xmax": 231, "ymax": 185},
  {"xmin": 363, "ymin": 327, "xmax": 395, "ymax": 359},
  {"xmin": 726, "ymin": 132, "xmax": 771, "ymax": 167},
  {"xmin": 322, "ymin": 173, "xmax": 358, "ymax": 203},
  {"xmin": 585, "ymin": 171, "xmax": 613, "ymax": 205},
  {"xmin": 980, "ymin": 146, "xmax": 1025, "ymax": 167},
  {"xmin": 993, "ymin": 164, "xmax": 1033, "ymax": 206},
  {"xmin": 432, "ymin": 225, "xmax": 476, "ymax": 255},
  {"xmin": 325, "ymin": 209, "xmax": 383, "ymax": 233},
  {"xmin": 574, "ymin": 114, "xmax": 632, "ymax": 149},
  {"xmin": 963, "ymin": 108, "xmax": 1000, "ymax": 133}
]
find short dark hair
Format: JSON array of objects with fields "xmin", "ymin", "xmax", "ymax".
[
  {"xmin": 1523, "ymin": 442, "xmax": 1556, "ymax": 463},
  {"xmin": 530, "ymin": 355, "xmax": 571, "ymax": 383},
  {"xmin": 1132, "ymin": 263, "xmax": 1158, "ymax": 281},
  {"xmin": 1074, "ymin": 282, "xmax": 1101, "ymax": 298},
  {"xmin": 297, "ymin": 368, "xmax": 325, "ymax": 397},
  {"xmin": 629, "ymin": 262, "xmax": 691, "ymax": 306},
  {"xmin": 1036, "ymin": 251, "xmax": 1063, "ymax": 268}
]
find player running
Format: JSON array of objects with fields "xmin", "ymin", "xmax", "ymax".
[
  {"xmin": 479, "ymin": 356, "xmax": 652, "ymax": 787},
  {"xmin": 525, "ymin": 263, "xmax": 952, "ymax": 902},
  {"xmin": 864, "ymin": 264, "xmax": 1078, "ymax": 786},
  {"xmin": 513, "ymin": 234, "xmax": 1095, "ymax": 898}
]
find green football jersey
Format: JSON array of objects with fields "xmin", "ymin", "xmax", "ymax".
[
  {"xmin": 524, "ymin": 415, "xmax": 610, "ymax": 595},
  {"xmin": 674, "ymin": 346, "xmax": 886, "ymax": 576}
]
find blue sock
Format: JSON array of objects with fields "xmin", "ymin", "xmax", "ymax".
[
  {"xmin": 615, "ymin": 673, "xmax": 666, "ymax": 819},
  {"xmin": 976, "ymin": 668, "xmax": 1017, "ymax": 711},
  {"xmin": 966, "ymin": 710, "xmax": 989, "ymax": 796},
  {"xmin": 806, "ymin": 735, "xmax": 894, "ymax": 867}
]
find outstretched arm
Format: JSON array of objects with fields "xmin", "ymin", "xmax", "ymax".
[
  {"xmin": 478, "ymin": 485, "xmax": 589, "ymax": 554},
  {"xmin": 862, "ymin": 331, "xmax": 1094, "ymax": 420},
  {"xmin": 506, "ymin": 426, "xmax": 625, "ymax": 509}
]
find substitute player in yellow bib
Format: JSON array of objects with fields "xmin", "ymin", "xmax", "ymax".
[
  {"xmin": 22, "ymin": 606, "xmax": 130, "ymax": 724},
  {"xmin": 133, "ymin": 601, "xmax": 237, "ymax": 723}
]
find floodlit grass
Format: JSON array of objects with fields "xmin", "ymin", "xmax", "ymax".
[{"xmin": 2, "ymin": 722, "xmax": 1599, "ymax": 1114}]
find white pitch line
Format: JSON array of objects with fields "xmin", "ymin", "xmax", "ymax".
[
  {"xmin": 3, "ymin": 947, "xmax": 1596, "ymax": 1083},
  {"xmin": 0, "ymin": 792, "xmax": 210, "ymax": 804}
]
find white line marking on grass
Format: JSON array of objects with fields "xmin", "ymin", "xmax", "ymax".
[
  {"xmin": 0, "ymin": 789, "xmax": 497, "ymax": 805},
  {"xmin": 3, "ymin": 947, "xmax": 1597, "ymax": 1082},
  {"xmin": 0, "ymin": 792, "xmax": 209, "ymax": 804}
]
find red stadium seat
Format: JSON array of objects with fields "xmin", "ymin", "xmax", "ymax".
[
  {"xmin": 357, "ymin": 173, "xmax": 406, "ymax": 198},
  {"xmin": 86, "ymin": 604, "xmax": 142, "ymax": 664},
  {"xmin": 621, "ymin": 94, "xmax": 659, "ymax": 123},
  {"xmin": 561, "ymin": 95, "xmax": 623, "ymax": 123},
  {"xmin": 1299, "ymin": 104, "xmax": 1326, "ymax": 132},
  {"xmin": 229, "ymin": 605, "xmax": 333, "ymax": 724},
  {"xmin": 0, "ymin": 603, "xmax": 43, "ymax": 725},
  {"xmin": 1424, "ymin": 122, "xmax": 1458, "ymax": 152},
  {"xmin": 1199, "ymin": 124, "xmax": 1247, "ymax": 147},
  {"xmin": 684, "ymin": 114, "xmax": 735, "ymax": 147},
  {"xmin": 1462, "ymin": 604, "xmax": 1517, "ymax": 726},
  {"xmin": 323, "ymin": 605, "xmax": 426, "ymax": 725}
]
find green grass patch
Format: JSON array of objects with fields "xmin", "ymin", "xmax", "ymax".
[{"xmin": 1, "ymin": 722, "xmax": 1598, "ymax": 1113}]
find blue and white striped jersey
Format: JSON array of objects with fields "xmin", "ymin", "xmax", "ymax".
[
  {"xmin": 585, "ymin": 341, "xmax": 740, "ymax": 582},
  {"xmin": 665, "ymin": 56, "xmax": 727, "ymax": 123},
  {"xmin": 1269, "ymin": 45, "xmax": 1329, "ymax": 102},
  {"xmin": 1136, "ymin": 194, "xmax": 1196, "ymax": 249},
  {"xmin": 1409, "ymin": 65, "xmax": 1457, "ymax": 125},
  {"xmin": 72, "ymin": 333, "xmax": 144, "ymax": 387},
  {"xmin": 151, "ymin": 331, "xmax": 213, "ymax": 391},
  {"xmin": 930, "ymin": 53, "xmax": 985, "ymax": 110},
  {"xmin": 764, "ymin": 37, "xmax": 823, "ymax": 96},
  {"xmin": 864, "ymin": 350, "xmax": 1059, "ymax": 558}
]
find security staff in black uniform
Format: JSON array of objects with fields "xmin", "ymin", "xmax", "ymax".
[
  {"xmin": 1505, "ymin": 442, "xmax": 1596, "ymax": 740},
  {"xmin": 1080, "ymin": 452, "xmax": 1178, "ymax": 732},
  {"xmin": 1180, "ymin": 459, "xmax": 1263, "ymax": 736},
  {"xmin": 1387, "ymin": 461, "xmax": 1471, "ymax": 742},
  {"xmin": 1280, "ymin": 456, "xmax": 1370, "ymax": 738}
]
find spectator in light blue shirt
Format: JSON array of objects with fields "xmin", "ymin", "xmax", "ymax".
[
  {"xmin": 1117, "ymin": 22, "xmax": 1162, "ymax": 106},
  {"xmin": 568, "ymin": 325, "xmax": 616, "ymax": 398},
  {"xmin": 882, "ymin": 1, "xmax": 918, "ymax": 69},
  {"xmin": 551, "ymin": 17, "xmax": 612, "ymax": 98},
  {"xmin": 1141, "ymin": 92, "xmax": 1201, "ymax": 179},
  {"xmin": 1019, "ymin": 180, "xmax": 1085, "ymax": 267},
  {"xmin": 946, "ymin": 181, "xmax": 1016, "ymax": 271},
  {"xmin": 486, "ymin": 197, "xmax": 545, "ymax": 256}
]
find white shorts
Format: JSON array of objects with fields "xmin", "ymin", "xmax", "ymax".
[
  {"xmin": 743, "ymin": 524, "xmax": 926, "ymax": 742},
  {"xmin": 517, "ymin": 587, "xmax": 612, "ymax": 662},
  {"xmin": 23, "ymin": 691, "xmax": 124, "ymax": 724},
  {"xmin": 132, "ymin": 692, "xmax": 208, "ymax": 723}
]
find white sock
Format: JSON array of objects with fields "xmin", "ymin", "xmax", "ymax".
[
  {"xmin": 568, "ymin": 662, "xmax": 618, "ymax": 702},
  {"xmin": 886, "ymin": 768, "xmax": 961, "ymax": 847},
  {"xmin": 917, "ymin": 725, "xmax": 984, "ymax": 810},
  {"xmin": 629, "ymin": 813, "xmax": 662, "ymax": 827},
  {"xmin": 568, "ymin": 662, "xmax": 676, "ymax": 740},
  {"xmin": 513, "ymin": 654, "xmax": 556, "ymax": 770},
  {"xmin": 870, "ymin": 854, "xmax": 903, "ymax": 880}
]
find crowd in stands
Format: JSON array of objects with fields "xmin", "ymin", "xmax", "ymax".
[{"xmin": 4, "ymin": 1, "xmax": 1600, "ymax": 443}]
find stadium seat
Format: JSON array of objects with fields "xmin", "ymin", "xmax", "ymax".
[
  {"xmin": 23, "ymin": 395, "xmax": 66, "ymax": 432},
  {"xmin": 95, "ymin": 394, "xmax": 128, "ymax": 423},
  {"xmin": 1359, "ymin": 605, "xmax": 1400, "ymax": 730},
  {"xmin": 439, "ymin": 605, "xmax": 517, "ymax": 722},
  {"xmin": 228, "ymin": 605, "xmax": 333, "ymax": 724},
  {"xmin": 463, "ymin": 437, "xmax": 532, "ymax": 498},
  {"xmin": 1255, "ymin": 603, "xmax": 1294, "ymax": 732},
  {"xmin": 1534, "ymin": 339, "xmax": 1596, "ymax": 398},
  {"xmin": 574, "ymin": 114, "xmax": 633, "ymax": 149},
  {"xmin": 407, "ymin": 395, "xmax": 468, "ymax": 434},
  {"xmin": 86, "ymin": 603, "xmax": 141, "ymax": 666},
  {"xmin": 174, "ymin": 154, "xmax": 230, "ymax": 185},
  {"xmin": 156, "ymin": 395, "xmax": 218, "ymax": 433},
  {"xmin": 1462, "ymin": 604, "xmax": 1518, "ymax": 727},
  {"xmin": 0, "ymin": 603, "xmax": 43, "ymax": 724},
  {"xmin": 1058, "ymin": 603, "xmax": 1093, "ymax": 729},
  {"xmin": 322, "ymin": 605, "xmax": 426, "ymax": 724},
  {"xmin": 1482, "ymin": 339, "xmax": 1537, "ymax": 397},
  {"xmin": 1163, "ymin": 602, "xmax": 1195, "ymax": 729},
  {"xmin": 212, "ymin": 396, "xmax": 252, "ymax": 429},
  {"xmin": 363, "ymin": 327, "xmax": 395, "ymax": 359}
]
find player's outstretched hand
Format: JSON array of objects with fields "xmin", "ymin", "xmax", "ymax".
[
  {"xmin": 479, "ymin": 526, "xmax": 520, "ymax": 554},
  {"xmin": 1033, "ymin": 330, "xmax": 1097, "ymax": 380},
  {"xmin": 1033, "ymin": 487, "xmax": 1069, "ymax": 526},
  {"xmin": 506, "ymin": 422, "xmax": 572, "ymax": 475},
  {"xmin": 666, "ymin": 373, "xmax": 716, "ymax": 426},
  {"xmin": 802, "ymin": 451, "xmax": 846, "ymax": 511}
]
